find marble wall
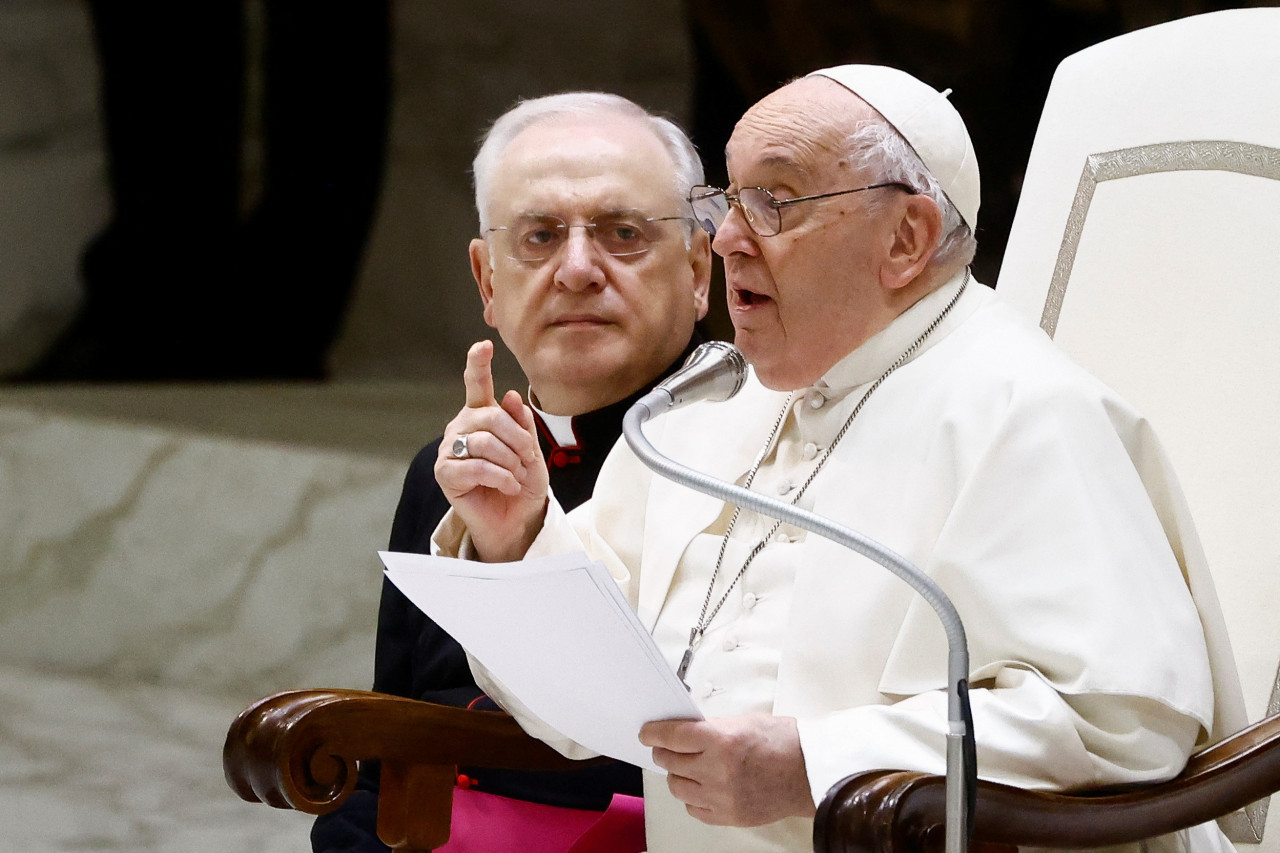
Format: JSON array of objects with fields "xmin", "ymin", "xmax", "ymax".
[
  {"xmin": 0, "ymin": 403, "xmax": 406, "ymax": 697},
  {"xmin": 0, "ymin": 394, "xmax": 422, "ymax": 851},
  {"xmin": 1, "ymin": 663, "xmax": 314, "ymax": 852}
]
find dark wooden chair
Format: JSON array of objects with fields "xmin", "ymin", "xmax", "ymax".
[
  {"xmin": 223, "ymin": 689, "xmax": 596, "ymax": 851},
  {"xmin": 815, "ymin": 711, "xmax": 1280, "ymax": 852},
  {"xmin": 224, "ymin": 693, "xmax": 1280, "ymax": 851},
  {"xmin": 224, "ymin": 8, "xmax": 1280, "ymax": 852}
]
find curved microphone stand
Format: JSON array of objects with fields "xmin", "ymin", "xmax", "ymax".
[{"xmin": 623, "ymin": 342, "xmax": 975, "ymax": 853}]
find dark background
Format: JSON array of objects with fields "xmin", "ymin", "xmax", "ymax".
[{"xmin": 1, "ymin": 0, "xmax": 1274, "ymax": 383}]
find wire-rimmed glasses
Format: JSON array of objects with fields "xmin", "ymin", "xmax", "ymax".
[
  {"xmin": 485, "ymin": 212, "xmax": 690, "ymax": 262},
  {"xmin": 687, "ymin": 183, "xmax": 916, "ymax": 237}
]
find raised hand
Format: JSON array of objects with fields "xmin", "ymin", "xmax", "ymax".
[{"xmin": 435, "ymin": 340, "xmax": 550, "ymax": 562}]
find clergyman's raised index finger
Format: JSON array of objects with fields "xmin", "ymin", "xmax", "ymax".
[{"xmin": 463, "ymin": 340, "xmax": 498, "ymax": 409}]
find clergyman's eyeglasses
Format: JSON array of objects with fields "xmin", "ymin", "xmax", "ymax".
[{"xmin": 485, "ymin": 213, "xmax": 691, "ymax": 262}]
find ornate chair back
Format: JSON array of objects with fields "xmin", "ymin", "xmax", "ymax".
[{"xmin": 994, "ymin": 7, "xmax": 1280, "ymax": 847}]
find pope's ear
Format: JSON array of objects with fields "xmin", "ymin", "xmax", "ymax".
[
  {"xmin": 470, "ymin": 238, "xmax": 499, "ymax": 328},
  {"xmin": 883, "ymin": 194, "xmax": 944, "ymax": 290}
]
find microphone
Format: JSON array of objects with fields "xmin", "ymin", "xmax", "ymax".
[{"xmin": 632, "ymin": 341, "xmax": 749, "ymax": 421}]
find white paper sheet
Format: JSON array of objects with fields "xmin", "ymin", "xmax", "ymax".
[{"xmin": 380, "ymin": 550, "xmax": 703, "ymax": 773}]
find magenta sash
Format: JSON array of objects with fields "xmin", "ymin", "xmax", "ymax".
[{"xmin": 436, "ymin": 788, "xmax": 645, "ymax": 853}]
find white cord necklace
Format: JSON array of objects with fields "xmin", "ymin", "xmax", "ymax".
[{"xmin": 676, "ymin": 269, "xmax": 971, "ymax": 686}]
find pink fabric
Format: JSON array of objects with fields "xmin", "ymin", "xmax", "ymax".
[
  {"xmin": 567, "ymin": 794, "xmax": 645, "ymax": 853},
  {"xmin": 436, "ymin": 788, "xmax": 645, "ymax": 853}
]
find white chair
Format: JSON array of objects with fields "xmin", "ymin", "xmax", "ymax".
[{"xmin": 995, "ymin": 7, "xmax": 1280, "ymax": 846}]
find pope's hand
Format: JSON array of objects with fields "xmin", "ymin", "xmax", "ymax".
[
  {"xmin": 434, "ymin": 340, "xmax": 549, "ymax": 562},
  {"xmin": 640, "ymin": 714, "xmax": 816, "ymax": 826}
]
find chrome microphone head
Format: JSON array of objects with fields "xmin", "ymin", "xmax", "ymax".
[{"xmin": 658, "ymin": 341, "xmax": 748, "ymax": 410}]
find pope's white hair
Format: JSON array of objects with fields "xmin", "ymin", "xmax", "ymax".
[
  {"xmin": 844, "ymin": 118, "xmax": 978, "ymax": 272},
  {"xmin": 472, "ymin": 92, "xmax": 704, "ymax": 233}
]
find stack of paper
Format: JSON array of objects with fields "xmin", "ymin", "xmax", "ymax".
[{"xmin": 380, "ymin": 550, "xmax": 702, "ymax": 772}]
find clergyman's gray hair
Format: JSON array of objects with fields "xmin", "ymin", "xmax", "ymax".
[
  {"xmin": 472, "ymin": 92, "xmax": 704, "ymax": 233},
  {"xmin": 844, "ymin": 119, "xmax": 978, "ymax": 272}
]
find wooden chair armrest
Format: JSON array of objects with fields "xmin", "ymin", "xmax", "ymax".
[
  {"xmin": 223, "ymin": 688, "xmax": 591, "ymax": 851},
  {"xmin": 814, "ymin": 713, "xmax": 1280, "ymax": 853}
]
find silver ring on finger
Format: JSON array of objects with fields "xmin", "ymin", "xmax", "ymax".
[{"xmin": 451, "ymin": 434, "xmax": 471, "ymax": 459}]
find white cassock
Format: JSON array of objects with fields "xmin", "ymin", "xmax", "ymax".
[{"xmin": 434, "ymin": 271, "xmax": 1246, "ymax": 853}]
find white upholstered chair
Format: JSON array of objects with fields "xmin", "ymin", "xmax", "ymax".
[{"xmin": 993, "ymin": 7, "xmax": 1280, "ymax": 847}]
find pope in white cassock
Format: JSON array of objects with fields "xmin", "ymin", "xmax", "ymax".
[{"xmin": 432, "ymin": 64, "xmax": 1247, "ymax": 853}]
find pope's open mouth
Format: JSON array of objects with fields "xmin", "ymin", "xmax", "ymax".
[{"xmin": 732, "ymin": 288, "xmax": 772, "ymax": 307}]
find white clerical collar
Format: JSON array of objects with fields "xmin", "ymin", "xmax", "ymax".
[
  {"xmin": 527, "ymin": 389, "xmax": 579, "ymax": 447},
  {"xmin": 817, "ymin": 269, "xmax": 978, "ymax": 394}
]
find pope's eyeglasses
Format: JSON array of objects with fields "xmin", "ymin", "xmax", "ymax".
[
  {"xmin": 687, "ymin": 183, "xmax": 917, "ymax": 238},
  {"xmin": 485, "ymin": 213, "xmax": 690, "ymax": 263}
]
